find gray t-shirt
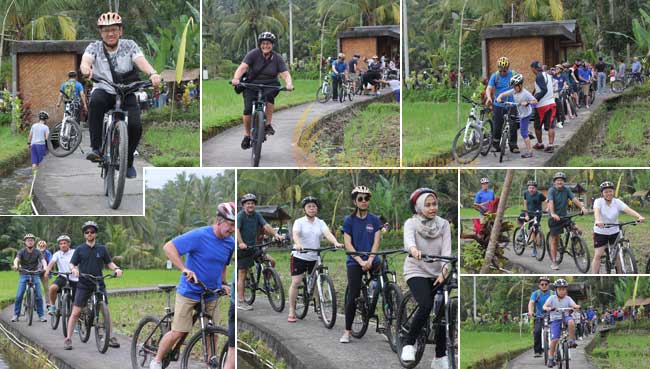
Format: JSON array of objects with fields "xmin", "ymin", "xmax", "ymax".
[
  {"xmin": 291, "ymin": 216, "xmax": 328, "ymax": 262},
  {"xmin": 83, "ymin": 39, "xmax": 144, "ymax": 94},
  {"xmin": 545, "ymin": 294, "xmax": 577, "ymax": 321},
  {"xmin": 30, "ymin": 123, "xmax": 49, "ymax": 145},
  {"xmin": 402, "ymin": 216, "xmax": 452, "ymax": 281},
  {"xmin": 502, "ymin": 87, "xmax": 535, "ymax": 118}
]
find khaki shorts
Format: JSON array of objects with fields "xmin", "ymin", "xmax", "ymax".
[{"xmin": 171, "ymin": 293, "xmax": 220, "ymax": 333}]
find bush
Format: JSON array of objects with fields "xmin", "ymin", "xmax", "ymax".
[
  {"xmin": 0, "ymin": 112, "xmax": 10, "ymax": 126},
  {"xmin": 217, "ymin": 59, "xmax": 238, "ymax": 78},
  {"xmin": 141, "ymin": 103, "xmax": 199, "ymax": 125},
  {"xmin": 291, "ymin": 69, "xmax": 320, "ymax": 80}
]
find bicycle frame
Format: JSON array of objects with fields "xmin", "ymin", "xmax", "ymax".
[
  {"xmin": 299, "ymin": 247, "xmax": 337, "ymax": 303},
  {"xmin": 601, "ymin": 221, "xmax": 638, "ymax": 273}
]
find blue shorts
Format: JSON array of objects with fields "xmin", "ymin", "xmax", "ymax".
[
  {"xmin": 550, "ymin": 316, "xmax": 573, "ymax": 340},
  {"xmin": 519, "ymin": 115, "xmax": 531, "ymax": 139},
  {"xmin": 31, "ymin": 143, "xmax": 47, "ymax": 165},
  {"xmin": 393, "ymin": 89, "xmax": 400, "ymax": 102}
]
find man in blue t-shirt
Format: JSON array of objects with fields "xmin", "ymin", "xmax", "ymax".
[
  {"xmin": 340, "ymin": 185, "xmax": 382, "ymax": 344},
  {"xmin": 485, "ymin": 56, "xmax": 519, "ymax": 153},
  {"xmin": 149, "ymin": 203, "xmax": 236, "ymax": 369},
  {"xmin": 57, "ymin": 71, "xmax": 87, "ymax": 122},
  {"xmin": 528, "ymin": 276, "xmax": 554, "ymax": 357},
  {"xmin": 331, "ymin": 52, "xmax": 349, "ymax": 101},
  {"xmin": 578, "ymin": 63, "xmax": 593, "ymax": 108},
  {"xmin": 474, "ymin": 177, "xmax": 495, "ymax": 215}
]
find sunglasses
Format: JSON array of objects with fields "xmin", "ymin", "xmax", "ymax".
[
  {"xmin": 356, "ymin": 196, "xmax": 370, "ymax": 202},
  {"xmin": 84, "ymin": 230, "xmax": 96, "ymax": 235},
  {"xmin": 539, "ymin": 282, "xmax": 549, "ymax": 286}
]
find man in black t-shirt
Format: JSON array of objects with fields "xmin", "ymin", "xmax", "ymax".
[
  {"xmin": 348, "ymin": 54, "xmax": 360, "ymax": 92},
  {"xmin": 11, "ymin": 233, "xmax": 48, "ymax": 322},
  {"xmin": 231, "ymin": 32, "xmax": 295, "ymax": 150},
  {"xmin": 595, "ymin": 57, "xmax": 607, "ymax": 95}
]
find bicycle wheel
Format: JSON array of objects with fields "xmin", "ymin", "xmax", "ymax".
[
  {"xmin": 512, "ymin": 227, "xmax": 526, "ymax": 255},
  {"xmin": 105, "ymin": 120, "xmax": 128, "ymax": 209},
  {"xmin": 616, "ymin": 247, "xmax": 638, "ymax": 274},
  {"xmin": 542, "ymin": 327, "xmax": 550, "ymax": 365},
  {"xmin": 347, "ymin": 85, "xmax": 354, "ymax": 101},
  {"xmin": 535, "ymin": 229, "xmax": 547, "ymax": 261},
  {"xmin": 611, "ymin": 80, "xmax": 625, "ymax": 93},
  {"xmin": 26, "ymin": 288, "xmax": 34, "ymax": 326},
  {"xmin": 47, "ymin": 118, "xmax": 82, "ymax": 157},
  {"xmin": 294, "ymin": 278, "xmax": 309, "ymax": 319},
  {"xmin": 62, "ymin": 293, "xmax": 71, "ymax": 338},
  {"xmin": 447, "ymin": 296, "xmax": 458, "ymax": 369},
  {"xmin": 345, "ymin": 285, "xmax": 369, "ymax": 338},
  {"xmin": 180, "ymin": 325, "xmax": 229, "ymax": 369},
  {"xmin": 318, "ymin": 274, "xmax": 337, "ymax": 329},
  {"xmin": 51, "ymin": 294, "xmax": 61, "ymax": 330},
  {"xmin": 479, "ymin": 120, "xmax": 493, "ymax": 156},
  {"xmin": 95, "ymin": 301, "xmax": 111, "ymax": 353},
  {"xmin": 79, "ymin": 308, "xmax": 92, "ymax": 343},
  {"xmin": 264, "ymin": 268, "xmax": 285, "ymax": 312},
  {"xmin": 452, "ymin": 126, "xmax": 482, "ymax": 164},
  {"xmin": 316, "ymin": 84, "xmax": 330, "ymax": 103},
  {"xmin": 571, "ymin": 236, "xmax": 590, "ymax": 273},
  {"xmin": 499, "ymin": 124, "xmax": 508, "ymax": 163},
  {"xmin": 251, "ymin": 111, "xmax": 265, "ymax": 167},
  {"xmin": 131, "ymin": 315, "xmax": 165, "ymax": 369},
  {"xmin": 396, "ymin": 291, "xmax": 426, "ymax": 369},
  {"xmin": 562, "ymin": 340, "xmax": 570, "ymax": 369},
  {"xmin": 243, "ymin": 270, "xmax": 256, "ymax": 305},
  {"xmin": 384, "ymin": 283, "xmax": 403, "ymax": 353}
]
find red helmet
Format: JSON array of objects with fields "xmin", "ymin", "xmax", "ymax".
[
  {"xmin": 97, "ymin": 12, "xmax": 122, "ymax": 27},
  {"xmin": 217, "ymin": 202, "xmax": 236, "ymax": 222},
  {"xmin": 409, "ymin": 188, "xmax": 437, "ymax": 214}
]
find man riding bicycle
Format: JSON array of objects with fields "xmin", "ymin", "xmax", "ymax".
[
  {"xmin": 44, "ymin": 235, "xmax": 78, "ymax": 316},
  {"xmin": 287, "ymin": 196, "xmax": 343, "ymax": 323},
  {"xmin": 81, "ymin": 12, "xmax": 161, "ymax": 179},
  {"xmin": 231, "ymin": 32, "xmax": 295, "ymax": 150},
  {"xmin": 331, "ymin": 53, "xmax": 349, "ymax": 102},
  {"xmin": 543, "ymin": 279, "xmax": 580, "ymax": 368},
  {"xmin": 485, "ymin": 56, "xmax": 520, "ymax": 153},
  {"xmin": 518, "ymin": 180, "xmax": 547, "ymax": 257},
  {"xmin": 64, "ymin": 221, "xmax": 122, "ymax": 350},
  {"xmin": 236, "ymin": 193, "xmax": 285, "ymax": 311},
  {"xmin": 528, "ymin": 276, "xmax": 555, "ymax": 358},
  {"xmin": 149, "ymin": 202, "xmax": 236, "ymax": 369},
  {"xmin": 11, "ymin": 234, "xmax": 48, "ymax": 322},
  {"xmin": 57, "ymin": 71, "xmax": 87, "ymax": 122}
]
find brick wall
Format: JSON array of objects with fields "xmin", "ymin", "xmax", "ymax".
[
  {"xmin": 341, "ymin": 37, "xmax": 377, "ymax": 70},
  {"xmin": 18, "ymin": 53, "xmax": 77, "ymax": 125},
  {"xmin": 487, "ymin": 37, "xmax": 544, "ymax": 92}
]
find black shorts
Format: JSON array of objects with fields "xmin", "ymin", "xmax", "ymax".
[
  {"xmin": 73, "ymin": 285, "xmax": 108, "ymax": 308},
  {"xmin": 290, "ymin": 255, "xmax": 316, "ymax": 276},
  {"xmin": 238, "ymin": 248, "xmax": 263, "ymax": 270},
  {"xmin": 242, "ymin": 81, "xmax": 281, "ymax": 115},
  {"xmin": 53, "ymin": 276, "xmax": 77, "ymax": 290},
  {"xmin": 593, "ymin": 232, "xmax": 619, "ymax": 248},
  {"xmin": 548, "ymin": 218, "xmax": 569, "ymax": 236}
]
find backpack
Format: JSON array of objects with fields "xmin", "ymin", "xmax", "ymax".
[
  {"xmin": 492, "ymin": 70, "xmax": 516, "ymax": 86},
  {"xmin": 534, "ymin": 289, "xmax": 555, "ymax": 304},
  {"xmin": 62, "ymin": 81, "xmax": 77, "ymax": 102}
]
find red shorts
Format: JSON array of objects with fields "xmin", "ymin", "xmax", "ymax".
[{"xmin": 535, "ymin": 103, "xmax": 556, "ymax": 131}]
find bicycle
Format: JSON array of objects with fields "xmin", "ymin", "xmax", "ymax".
[
  {"xmin": 452, "ymin": 96, "xmax": 492, "ymax": 164},
  {"xmin": 130, "ymin": 281, "xmax": 229, "ymax": 369},
  {"xmin": 512, "ymin": 210, "xmax": 547, "ymax": 261},
  {"xmin": 497, "ymin": 101, "xmax": 519, "ymax": 163},
  {"xmin": 338, "ymin": 76, "xmax": 353, "ymax": 102},
  {"xmin": 47, "ymin": 93, "xmax": 83, "ymax": 157},
  {"xmin": 395, "ymin": 254, "xmax": 457, "ymax": 369},
  {"xmin": 549, "ymin": 307, "xmax": 575, "ymax": 369},
  {"xmin": 293, "ymin": 246, "xmax": 339, "ymax": 328},
  {"xmin": 559, "ymin": 86, "xmax": 578, "ymax": 119},
  {"xmin": 243, "ymin": 241, "xmax": 285, "ymax": 312},
  {"xmin": 50, "ymin": 271, "xmax": 74, "ymax": 337},
  {"xmin": 18, "ymin": 268, "xmax": 40, "ymax": 326},
  {"xmin": 345, "ymin": 249, "xmax": 404, "ymax": 353},
  {"xmin": 611, "ymin": 72, "xmax": 645, "ymax": 93},
  {"xmin": 91, "ymin": 77, "xmax": 153, "ymax": 209},
  {"xmin": 541, "ymin": 312, "xmax": 552, "ymax": 366},
  {"xmin": 545, "ymin": 213, "xmax": 590, "ymax": 273},
  {"xmin": 598, "ymin": 221, "xmax": 639, "ymax": 274},
  {"xmin": 231, "ymin": 82, "xmax": 289, "ymax": 167},
  {"xmin": 316, "ymin": 74, "xmax": 332, "ymax": 103},
  {"xmin": 77, "ymin": 272, "xmax": 116, "ymax": 353}
]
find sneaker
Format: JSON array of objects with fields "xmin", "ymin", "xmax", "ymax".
[
  {"xmin": 339, "ymin": 332, "xmax": 350, "ymax": 343},
  {"xmin": 431, "ymin": 356, "xmax": 449, "ymax": 369},
  {"xmin": 510, "ymin": 146, "xmax": 520, "ymax": 153},
  {"xmin": 531, "ymin": 249, "xmax": 538, "ymax": 258},
  {"xmin": 534, "ymin": 352, "xmax": 542, "ymax": 358},
  {"xmin": 544, "ymin": 146, "xmax": 554, "ymax": 153},
  {"xmin": 149, "ymin": 360, "xmax": 163, "ymax": 369},
  {"xmin": 85, "ymin": 149, "xmax": 103, "ymax": 162},
  {"xmin": 569, "ymin": 339, "xmax": 577, "ymax": 348},
  {"xmin": 237, "ymin": 301, "xmax": 253, "ymax": 311},
  {"xmin": 108, "ymin": 336, "xmax": 120, "ymax": 348},
  {"xmin": 521, "ymin": 152, "xmax": 533, "ymax": 158},
  {"xmin": 265, "ymin": 124, "xmax": 276, "ymax": 136},
  {"xmin": 240, "ymin": 136, "xmax": 251, "ymax": 150},
  {"xmin": 11, "ymin": 315, "xmax": 18, "ymax": 322},
  {"xmin": 126, "ymin": 166, "xmax": 137, "ymax": 178},
  {"xmin": 48, "ymin": 305, "xmax": 56, "ymax": 315},
  {"xmin": 550, "ymin": 262, "xmax": 560, "ymax": 270},
  {"xmin": 39, "ymin": 316, "xmax": 47, "ymax": 322},
  {"xmin": 557, "ymin": 122, "xmax": 564, "ymax": 128},
  {"xmin": 547, "ymin": 358, "xmax": 556, "ymax": 367},
  {"xmin": 63, "ymin": 338, "xmax": 72, "ymax": 350},
  {"xmin": 401, "ymin": 345, "xmax": 416, "ymax": 362},
  {"xmin": 533, "ymin": 143, "xmax": 545, "ymax": 150}
]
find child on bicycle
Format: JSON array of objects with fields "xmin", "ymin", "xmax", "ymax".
[
  {"xmin": 496, "ymin": 73, "xmax": 537, "ymax": 158},
  {"xmin": 591, "ymin": 181, "xmax": 645, "ymax": 273},
  {"xmin": 543, "ymin": 279, "xmax": 580, "ymax": 368}
]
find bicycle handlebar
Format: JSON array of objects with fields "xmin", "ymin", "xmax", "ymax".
[
  {"xmin": 51, "ymin": 271, "xmax": 73, "ymax": 278},
  {"xmin": 247, "ymin": 240, "xmax": 285, "ymax": 249},
  {"xmin": 79, "ymin": 272, "xmax": 117, "ymax": 281},
  {"xmin": 408, "ymin": 254, "xmax": 458, "ymax": 263},
  {"xmin": 294, "ymin": 246, "xmax": 339, "ymax": 253},
  {"xmin": 346, "ymin": 249, "xmax": 407, "ymax": 257},
  {"xmin": 601, "ymin": 221, "xmax": 640, "ymax": 228},
  {"xmin": 193, "ymin": 279, "xmax": 227, "ymax": 297},
  {"xmin": 19, "ymin": 268, "xmax": 41, "ymax": 274},
  {"xmin": 229, "ymin": 81, "xmax": 290, "ymax": 92},
  {"xmin": 91, "ymin": 77, "xmax": 154, "ymax": 92},
  {"xmin": 558, "ymin": 213, "xmax": 585, "ymax": 220}
]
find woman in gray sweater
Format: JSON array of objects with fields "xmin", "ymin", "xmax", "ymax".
[{"xmin": 400, "ymin": 188, "xmax": 452, "ymax": 369}]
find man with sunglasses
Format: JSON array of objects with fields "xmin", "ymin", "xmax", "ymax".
[
  {"xmin": 331, "ymin": 52, "xmax": 349, "ymax": 102},
  {"xmin": 485, "ymin": 56, "xmax": 520, "ymax": 153},
  {"xmin": 528, "ymin": 276, "xmax": 555, "ymax": 358},
  {"xmin": 64, "ymin": 221, "xmax": 122, "ymax": 350},
  {"xmin": 340, "ymin": 185, "xmax": 382, "ymax": 343}
]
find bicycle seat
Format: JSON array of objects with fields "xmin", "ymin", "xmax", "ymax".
[{"xmin": 158, "ymin": 285, "xmax": 176, "ymax": 293}]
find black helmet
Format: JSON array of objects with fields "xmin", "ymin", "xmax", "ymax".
[
  {"xmin": 552, "ymin": 172, "xmax": 567, "ymax": 181},
  {"xmin": 300, "ymin": 196, "xmax": 321, "ymax": 209},
  {"xmin": 554, "ymin": 279, "xmax": 568, "ymax": 287},
  {"xmin": 38, "ymin": 111, "xmax": 49, "ymax": 120},
  {"xmin": 240, "ymin": 193, "xmax": 257, "ymax": 205},
  {"xmin": 409, "ymin": 188, "xmax": 437, "ymax": 214},
  {"xmin": 599, "ymin": 181, "xmax": 615, "ymax": 192},
  {"xmin": 68, "ymin": 71, "xmax": 77, "ymax": 78},
  {"xmin": 527, "ymin": 180, "xmax": 538, "ymax": 187},
  {"xmin": 530, "ymin": 60, "xmax": 542, "ymax": 70},
  {"xmin": 257, "ymin": 32, "xmax": 276, "ymax": 46},
  {"xmin": 81, "ymin": 220, "xmax": 98, "ymax": 233}
]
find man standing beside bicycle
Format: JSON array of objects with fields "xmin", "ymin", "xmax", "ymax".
[
  {"xmin": 44, "ymin": 235, "xmax": 78, "ymax": 316},
  {"xmin": 348, "ymin": 53, "xmax": 360, "ymax": 93},
  {"xmin": 543, "ymin": 279, "xmax": 580, "ymax": 368},
  {"xmin": 340, "ymin": 185, "xmax": 382, "ymax": 344},
  {"xmin": 11, "ymin": 234, "xmax": 48, "ymax": 323},
  {"xmin": 528, "ymin": 276, "xmax": 554, "ymax": 359},
  {"xmin": 236, "ymin": 193, "xmax": 285, "ymax": 311},
  {"xmin": 591, "ymin": 181, "xmax": 645, "ymax": 273},
  {"xmin": 64, "ymin": 221, "xmax": 122, "ymax": 350},
  {"xmin": 81, "ymin": 12, "xmax": 161, "ymax": 179},
  {"xmin": 400, "ymin": 188, "xmax": 452, "ymax": 369},
  {"xmin": 517, "ymin": 180, "xmax": 547, "ymax": 258},
  {"xmin": 231, "ymin": 32, "xmax": 295, "ymax": 150},
  {"xmin": 485, "ymin": 56, "xmax": 520, "ymax": 154},
  {"xmin": 149, "ymin": 202, "xmax": 236, "ymax": 369},
  {"xmin": 547, "ymin": 172, "xmax": 588, "ymax": 271},
  {"xmin": 331, "ymin": 53, "xmax": 349, "ymax": 102},
  {"xmin": 530, "ymin": 60, "xmax": 557, "ymax": 153},
  {"xmin": 57, "ymin": 71, "xmax": 88, "ymax": 123},
  {"xmin": 287, "ymin": 196, "xmax": 343, "ymax": 323}
]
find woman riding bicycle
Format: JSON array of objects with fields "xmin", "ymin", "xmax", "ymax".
[
  {"xmin": 80, "ymin": 12, "xmax": 161, "ymax": 179},
  {"xmin": 590, "ymin": 181, "xmax": 645, "ymax": 273},
  {"xmin": 400, "ymin": 188, "xmax": 452, "ymax": 369}
]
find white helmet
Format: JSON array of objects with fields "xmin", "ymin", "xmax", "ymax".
[{"xmin": 97, "ymin": 12, "xmax": 122, "ymax": 27}]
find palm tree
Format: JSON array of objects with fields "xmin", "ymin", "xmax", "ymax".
[
  {"xmin": 222, "ymin": 0, "xmax": 288, "ymax": 53},
  {"xmin": 2, "ymin": 0, "xmax": 78, "ymax": 40}
]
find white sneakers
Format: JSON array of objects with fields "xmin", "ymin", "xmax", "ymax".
[
  {"xmin": 339, "ymin": 332, "xmax": 350, "ymax": 343},
  {"xmin": 550, "ymin": 262, "xmax": 560, "ymax": 270},
  {"xmin": 401, "ymin": 345, "xmax": 416, "ymax": 362},
  {"xmin": 149, "ymin": 360, "xmax": 162, "ymax": 369},
  {"xmin": 431, "ymin": 356, "xmax": 449, "ymax": 369}
]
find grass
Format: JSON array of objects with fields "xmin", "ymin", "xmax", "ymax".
[
  {"xmin": 460, "ymin": 331, "xmax": 532, "ymax": 369},
  {"xmin": 0, "ymin": 125, "xmax": 28, "ymax": 172},
  {"xmin": 403, "ymin": 102, "xmax": 471, "ymax": 166},
  {"xmin": 591, "ymin": 329, "xmax": 650, "ymax": 369},
  {"xmin": 202, "ymin": 79, "xmax": 321, "ymax": 133},
  {"xmin": 141, "ymin": 125, "xmax": 200, "ymax": 167}
]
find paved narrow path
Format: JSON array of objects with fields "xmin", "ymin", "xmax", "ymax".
[
  {"xmin": 202, "ymin": 90, "xmax": 386, "ymax": 167},
  {"xmin": 238, "ymin": 298, "xmax": 434, "ymax": 369},
  {"xmin": 503, "ymin": 243, "xmax": 586, "ymax": 274},
  {"xmin": 455, "ymin": 92, "xmax": 614, "ymax": 167},
  {"xmin": 33, "ymin": 129, "xmax": 147, "ymax": 215},
  {"xmin": 505, "ymin": 332, "xmax": 595, "ymax": 369}
]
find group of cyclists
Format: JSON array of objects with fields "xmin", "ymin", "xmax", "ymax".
[
  {"xmin": 235, "ymin": 185, "xmax": 454, "ymax": 369},
  {"xmin": 473, "ymin": 173, "xmax": 645, "ymax": 272},
  {"xmin": 328, "ymin": 53, "xmax": 399, "ymax": 99}
]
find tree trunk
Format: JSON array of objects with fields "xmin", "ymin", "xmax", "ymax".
[{"xmin": 480, "ymin": 169, "xmax": 514, "ymax": 273}]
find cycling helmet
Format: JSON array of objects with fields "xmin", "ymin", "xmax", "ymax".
[
  {"xmin": 81, "ymin": 220, "xmax": 98, "ymax": 232},
  {"xmin": 538, "ymin": 276, "xmax": 551, "ymax": 283},
  {"xmin": 409, "ymin": 188, "xmax": 437, "ymax": 214},
  {"xmin": 480, "ymin": 177, "xmax": 489, "ymax": 184},
  {"xmin": 351, "ymin": 185, "xmax": 371, "ymax": 199},
  {"xmin": 300, "ymin": 196, "xmax": 321, "ymax": 209},
  {"xmin": 510, "ymin": 73, "xmax": 524, "ymax": 87},
  {"xmin": 38, "ymin": 111, "xmax": 49, "ymax": 120},
  {"xmin": 23, "ymin": 233, "xmax": 36, "ymax": 241},
  {"xmin": 527, "ymin": 180, "xmax": 538, "ymax": 187},
  {"xmin": 530, "ymin": 60, "xmax": 542, "ymax": 70},
  {"xmin": 599, "ymin": 181, "xmax": 615, "ymax": 192},
  {"xmin": 497, "ymin": 57, "xmax": 510, "ymax": 68},
  {"xmin": 240, "ymin": 193, "xmax": 257, "ymax": 205},
  {"xmin": 552, "ymin": 172, "xmax": 567, "ymax": 182},
  {"xmin": 257, "ymin": 32, "xmax": 276, "ymax": 45},
  {"xmin": 97, "ymin": 12, "xmax": 122, "ymax": 27},
  {"xmin": 338, "ymin": 53, "xmax": 345, "ymax": 58},
  {"xmin": 554, "ymin": 279, "xmax": 568, "ymax": 287},
  {"xmin": 217, "ymin": 202, "xmax": 236, "ymax": 221},
  {"xmin": 555, "ymin": 64, "xmax": 564, "ymax": 71},
  {"xmin": 57, "ymin": 235, "xmax": 71, "ymax": 243},
  {"xmin": 354, "ymin": 53, "xmax": 360, "ymax": 58},
  {"xmin": 68, "ymin": 71, "xmax": 77, "ymax": 78}
]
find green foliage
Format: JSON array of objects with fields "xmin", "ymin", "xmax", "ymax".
[
  {"xmin": 460, "ymin": 331, "xmax": 532, "ymax": 369},
  {"xmin": 238, "ymin": 330, "xmax": 288, "ymax": 369},
  {"xmin": 145, "ymin": 14, "xmax": 200, "ymax": 72},
  {"xmin": 141, "ymin": 103, "xmax": 199, "ymax": 125},
  {"xmin": 9, "ymin": 195, "xmax": 32, "ymax": 215},
  {"xmin": 0, "ymin": 112, "xmax": 11, "ymax": 126}
]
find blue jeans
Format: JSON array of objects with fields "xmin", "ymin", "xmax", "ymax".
[
  {"xmin": 597, "ymin": 72, "xmax": 606, "ymax": 94},
  {"xmin": 14, "ymin": 274, "xmax": 45, "ymax": 317}
]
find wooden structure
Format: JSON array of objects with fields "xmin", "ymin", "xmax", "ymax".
[{"xmin": 337, "ymin": 25, "xmax": 399, "ymax": 70}]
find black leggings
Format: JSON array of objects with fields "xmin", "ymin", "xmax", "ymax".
[
  {"xmin": 88, "ymin": 89, "xmax": 142, "ymax": 167},
  {"xmin": 406, "ymin": 277, "xmax": 447, "ymax": 358},
  {"xmin": 345, "ymin": 263, "xmax": 378, "ymax": 331}
]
